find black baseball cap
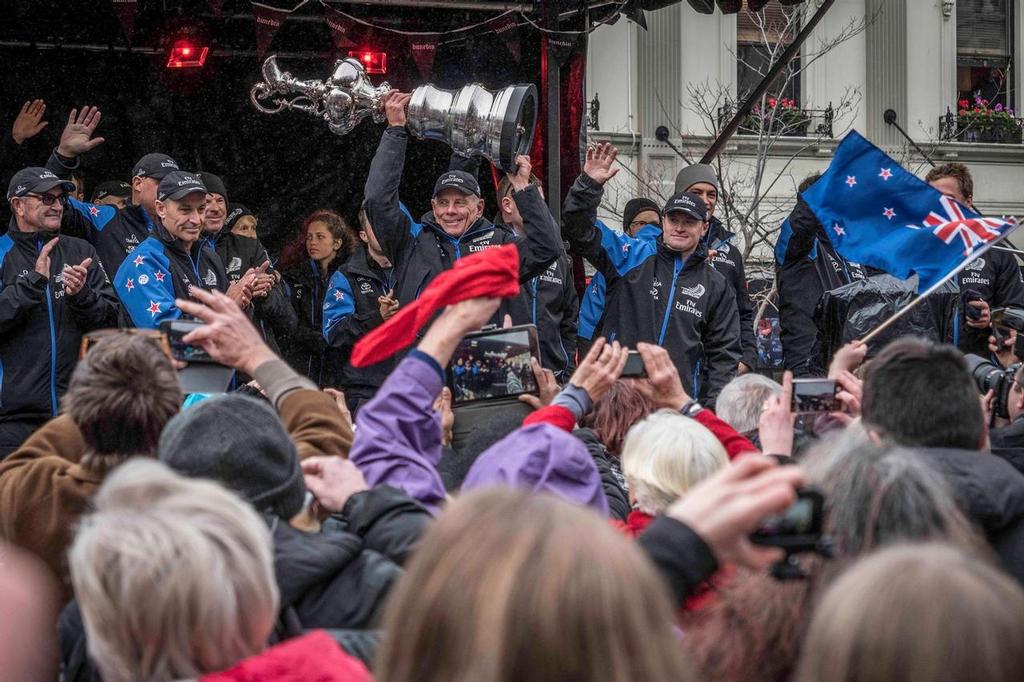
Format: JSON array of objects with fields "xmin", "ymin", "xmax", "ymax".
[
  {"xmin": 225, "ymin": 204, "xmax": 255, "ymax": 231},
  {"xmin": 662, "ymin": 191, "xmax": 708, "ymax": 222},
  {"xmin": 132, "ymin": 153, "xmax": 180, "ymax": 181},
  {"xmin": 7, "ymin": 167, "xmax": 75, "ymax": 201},
  {"xmin": 196, "ymin": 171, "xmax": 227, "ymax": 200},
  {"xmin": 92, "ymin": 180, "xmax": 131, "ymax": 202},
  {"xmin": 432, "ymin": 170, "xmax": 481, "ymax": 199},
  {"xmin": 157, "ymin": 171, "xmax": 208, "ymax": 202}
]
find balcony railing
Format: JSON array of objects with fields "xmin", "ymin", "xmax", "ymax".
[
  {"xmin": 718, "ymin": 102, "xmax": 834, "ymax": 139},
  {"xmin": 938, "ymin": 107, "xmax": 1024, "ymax": 144}
]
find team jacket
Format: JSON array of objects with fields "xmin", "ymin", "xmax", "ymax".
[
  {"xmin": 776, "ymin": 198, "xmax": 867, "ymax": 375},
  {"xmin": 956, "ymin": 248, "xmax": 1024, "ymax": 356},
  {"xmin": 45, "ymin": 152, "xmax": 156, "ymax": 276},
  {"xmin": 322, "ymin": 246, "xmax": 398, "ymax": 394},
  {"xmin": 563, "ymin": 174, "xmax": 741, "ymax": 403},
  {"xmin": 0, "ymin": 230, "xmax": 120, "ymax": 422},
  {"xmin": 703, "ymin": 217, "xmax": 757, "ymax": 369},
  {"xmin": 363, "ymin": 127, "xmax": 562, "ymax": 310},
  {"xmin": 282, "ymin": 257, "xmax": 347, "ymax": 388},
  {"xmin": 112, "ymin": 221, "xmax": 228, "ymax": 329},
  {"xmin": 503, "ymin": 249, "xmax": 579, "ymax": 382}
]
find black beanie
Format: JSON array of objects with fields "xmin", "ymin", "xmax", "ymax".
[
  {"xmin": 622, "ymin": 197, "xmax": 662, "ymax": 233},
  {"xmin": 157, "ymin": 394, "xmax": 305, "ymax": 519},
  {"xmin": 196, "ymin": 171, "xmax": 228, "ymax": 200}
]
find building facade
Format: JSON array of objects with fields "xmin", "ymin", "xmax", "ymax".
[{"xmin": 586, "ymin": 0, "xmax": 1024, "ymax": 263}]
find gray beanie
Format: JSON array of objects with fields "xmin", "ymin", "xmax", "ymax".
[
  {"xmin": 158, "ymin": 394, "xmax": 305, "ymax": 519},
  {"xmin": 674, "ymin": 163, "xmax": 720, "ymax": 195}
]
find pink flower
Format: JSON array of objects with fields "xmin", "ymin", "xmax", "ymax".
[{"xmin": 996, "ymin": 103, "xmax": 1004, "ymax": 112}]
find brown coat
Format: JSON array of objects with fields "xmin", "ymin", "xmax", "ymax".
[{"xmin": 0, "ymin": 389, "xmax": 352, "ymax": 603}]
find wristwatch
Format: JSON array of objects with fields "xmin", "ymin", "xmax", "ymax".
[{"xmin": 679, "ymin": 399, "xmax": 703, "ymax": 418}]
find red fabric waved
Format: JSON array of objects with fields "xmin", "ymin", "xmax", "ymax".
[{"xmin": 351, "ymin": 244, "xmax": 521, "ymax": 367}]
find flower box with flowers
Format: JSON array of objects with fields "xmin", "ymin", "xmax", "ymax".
[
  {"xmin": 955, "ymin": 98, "xmax": 1023, "ymax": 144},
  {"xmin": 739, "ymin": 98, "xmax": 811, "ymax": 137}
]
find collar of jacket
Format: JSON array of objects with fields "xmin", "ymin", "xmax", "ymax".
[
  {"xmin": 152, "ymin": 219, "xmax": 199, "ymax": 261},
  {"xmin": 343, "ymin": 245, "xmax": 390, "ymax": 281},
  {"xmin": 420, "ymin": 215, "xmax": 498, "ymax": 244},
  {"xmin": 657, "ymin": 238, "xmax": 709, "ymax": 270},
  {"xmin": 635, "ymin": 223, "xmax": 662, "ymax": 241},
  {"xmin": 703, "ymin": 216, "xmax": 734, "ymax": 247},
  {"xmin": 8, "ymin": 227, "xmax": 59, "ymax": 245}
]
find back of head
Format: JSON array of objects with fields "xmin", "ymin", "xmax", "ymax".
[
  {"xmin": 65, "ymin": 334, "xmax": 182, "ymax": 473},
  {"xmin": 796, "ymin": 543, "xmax": 1024, "ymax": 682},
  {"xmin": 376, "ymin": 488, "xmax": 693, "ymax": 682},
  {"xmin": 862, "ymin": 337, "xmax": 984, "ymax": 450},
  {"xmin": 621, "ymin": 410, "xmax": 728, "ymax": 515},
  {"xmin": 715, "ymin": 373, "xmax": 782, "ymax": 434},
  {"xmin": 925, "ymin": 162, "xmax": 974, "ymax": 199},
  {"xmin": 579, "ymin": 380, "xmax": 655, "ymax": 456},
  {"xmin": 462, "ymin": 423, "xmax": 609, "ymax": 515},
  {"xmin": 158, "ymin": 394, "xmax": 305, "ymax": 520},
  {"xmin": 69, "ymin": 459, "xmax": 278, "ymax": 682}
]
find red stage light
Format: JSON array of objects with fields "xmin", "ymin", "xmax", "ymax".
[
  {"xmin": 167, "ymin": 40, "xmax": 209, "ymax": 69},
  {"xmin": 348, "ymin": 50, "xmax": 387, "ymax": 74}
]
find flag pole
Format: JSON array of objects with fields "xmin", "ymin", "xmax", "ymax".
[
  {"xmin": 860, "ymin": 226, "xmax": 1019, "ymax": 345},
  {"xmin": 993, "ymin": 244, "xmax": 1024, "ymax": 256}
]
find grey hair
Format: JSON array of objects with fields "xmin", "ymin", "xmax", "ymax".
[
  {"xmin": 715, "ymin": 373, "xmax": 783, "ymax": 434},
  {"xmin": 69, "ymin": 459, "xmax": 279, "ymax": 682}
]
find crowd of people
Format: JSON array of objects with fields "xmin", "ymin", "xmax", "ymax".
[{"xmin": 3, "ymin": 92, "xmax": 1024, "ymax": 682}]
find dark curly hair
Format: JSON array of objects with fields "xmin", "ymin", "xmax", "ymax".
[{"xmin": 277, "ymin": 208, "xmax": 357, "ymax": 271}]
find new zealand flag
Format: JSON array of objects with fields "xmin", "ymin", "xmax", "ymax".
[{"xmin": 801, "ymin": 131, "xmax": 1016, "ymax": 292}]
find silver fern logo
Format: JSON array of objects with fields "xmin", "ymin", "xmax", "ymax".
[{"xmin": 678, "ymin": 283, "xmax": 706, "ymax": 299}]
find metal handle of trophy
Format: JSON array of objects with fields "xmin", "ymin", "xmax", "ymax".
[{"xmin": 250, "ymin": 83, "xmax": 288, "ymax": 114}]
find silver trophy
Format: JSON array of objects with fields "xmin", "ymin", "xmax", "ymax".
[{"xmin": 250, "ymin": 55, "xmax": 537, "ymax": 172}]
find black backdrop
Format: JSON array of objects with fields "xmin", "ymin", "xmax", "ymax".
[{"xmin": 1, "ymin": 0, "xmax": 543, "ymax": 255}]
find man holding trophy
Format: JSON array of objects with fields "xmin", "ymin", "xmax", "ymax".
[{"xmin": 362, "ymin": 90, "xmax": 563, "ymax": 317}]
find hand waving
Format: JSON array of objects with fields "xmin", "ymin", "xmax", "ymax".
[
  {"xmin": 583, "ymin": 142, "xmax": 620, "ymax": 185},
  {"xmin": 56, "ymin": 106, "xmax": 105, "ymax": 158},
  {"xmin": 12, "ymin": 100, "xmax": 47, "ymax": 144}
]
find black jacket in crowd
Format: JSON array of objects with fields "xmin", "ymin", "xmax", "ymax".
[
  {"xmin": 111, "ymin": 220, "xmax": 227, "ymax": 329},
  {"xmin": 704, "ymin": 217, "xmax": 757, "ymax": 369},
  {"xmin": 0, "ymin": 229, "xmax": 120, "ymax": 427},
  {"xmin": 918, "ymin": 447, "xmax": 1024, "ymax": 585},
  {"xmin": 991, "ymin": 418, "xmax": 1024, "ymax": 477},
  {"xmin": 573, "ymin": 427, "xmax": 630, "ymax": 522},
  {"xmin": 955, "ymin": 248, "xmax": 1024, "ymax": 356},
  {"xmin": 282, "ymin": 256, "xmax": 346, "ymax": 388},
  {"xmin": 776, "ymin": 197, "xmax": 866, "ymax": 375},
  {"xmin": 45, "ymin": 152, "xmax": 157, "ymax": 277},
  {"xmin": 323, "ymin": 245, "xmax": 398, "ymax": 402},
  {"xmin": 362, "ymin": 127, "xmax": 563, "ymax": 314},
  {"xmin": 563, "ymin": 173, "xmax": 741, "ymax": 404}
]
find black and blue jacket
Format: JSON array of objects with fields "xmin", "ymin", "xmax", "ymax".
[
  {"xmin": 112, "ymin": 221, "xmax": 228, "ymax": 329},
  {"xmin": 563, "ymin": 174, "xmax": 741, "ymax": 403},
  {"xmin": 0, "ymin": 229, "xmax": 120, "ymax": 424},
  {"xmin": 703, "ymin": 217, "xmax": 757, "ymax": 369},
  {"xmin": 46, "ymin": 153, "xmax": 156, "ymax": 276},
  {"xmin": 282, "ymin": 256, "xmax": 347, "ymax": 388},
  {"xmin": 322, "ymin": 245, "xmax": 397, "ymax": 394},
  {"xmin": 362, "ymin": 127, "xmax": 562, "ymax": 312}
]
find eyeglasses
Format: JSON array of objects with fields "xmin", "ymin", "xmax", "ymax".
[
  {"xmin": 23, "ymin": 192, "xmax": 65, "ymax": 206},
  {"xmin": 629, "ymin": 219, "xmax": 655, "ymax": 230},
  {"xmin": 80, "ymin": 328, "xmax": 174, "ymax": 362}
]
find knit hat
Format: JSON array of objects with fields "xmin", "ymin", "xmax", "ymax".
[
  {"xmin": 674, "ymin": 163, "xmax": 720, "ymax": 195},
  {"xmin": 197, "ymin": 171, "xmax": 228, "ymax": 200},
  {"xmin": 463, "ymin": 424, "xmax": 609, "ymax": 515},
  {"xmin": 351, "ymin": 244, "xmax": 520, "ymax": 367},
  {"xmin": 157, "ymin": 394, "xmax": 305, "ymax": 519},
  {"xmin": 622, "ymin": 197, "xmax": 661, "ymax": 232}
]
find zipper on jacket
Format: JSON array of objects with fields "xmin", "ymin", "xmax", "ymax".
[
  {"xmin": 531, "ymin": 279, "xmax": 538, "ymax": 325},
  {"xmin": 38, "ymin": 238, "xmax": 58, "ymax": 416},
  {"xmin": 692, "ymin": 360, "xmax": 701, "ymax": 397},
  {"xmin": 657, "ymin": 256, "xmax": 685, "ymax": 345}
]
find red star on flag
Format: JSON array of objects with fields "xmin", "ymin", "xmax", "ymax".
[
  {"xmin": 883, "ymin": 207, "xmax": 896, "ymax": 220},
  {"xmin": 88, "ymin": 206, "xmax": 100, "ymax": 217},
  {"xmin": 879, "ymin": 168, "xmax": 893, "ymax": 181},
  {"xmin": 833, "ymin": 224, "xmax": 846, "ymax": 236},
  {"xmin": 133, "ymin": 255, "xmax": 145, "ymax": 267},
  {"xmin": 333, "ymin": 290, "xmax": 344, "ymax": 301},
  {"xmin": 125, "ymin": 279, "xmax": 134, "ymax": 291},
  {"xmin": 154, "ymin": 271, "xmax": 165, "ymax": 282},
  {"xmin": 845, "ymin": 176, "xmax": 857, "ymax": 188},
  {"xmin": 147, "ymin": 301, "xmax": 161, "ymax": 315}
]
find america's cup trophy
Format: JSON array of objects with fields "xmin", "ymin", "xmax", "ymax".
[{"xmin": 250, "ymin": 55, "xmax": 537, "ymax": 173}]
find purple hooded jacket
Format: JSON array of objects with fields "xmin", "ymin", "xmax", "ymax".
[{"xmin": 349, "ymin": 351, "xmax": 609, "ymax": 516}]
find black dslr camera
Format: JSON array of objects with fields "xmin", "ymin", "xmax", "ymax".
[{"xmin": 965, "ymin": 354, "xmax": 1022, "ymax": 422}]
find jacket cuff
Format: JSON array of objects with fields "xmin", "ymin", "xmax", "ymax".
[
  {"xmin": 48, "ymin": 149, "xmax": 80, "ymax": 171},
  {"xmin": 385, "ymin": 125, "xmax": 409, "ymax": 138},
  {"xmin": 25, "ymin": 271, "xmax": 48, "ymax": 289},
  {"xmin": 253, "ymin": 358, "xmax": 317, "ymax": 408},
  {"xmin": 552, "ymin": 383, "xmax": 593, "ymax": 420},
  {"xmin": 577, "ymin": 172, "xmax": 603, "ymax": 191},
  {"xmin": 637, "ymin": 515, "xmax": 719, "ymax": 605},
  {"xmin": 407, "ymin": 349, "xmax": 445, "ymax": 383}
]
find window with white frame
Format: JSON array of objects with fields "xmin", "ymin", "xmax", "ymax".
[{"xmin": 957, "ymin": 0, "xmax": 1014, "ymax": 108}]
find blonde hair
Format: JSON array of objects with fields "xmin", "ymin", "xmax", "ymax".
[
  {"xmin": 621, "ymin": 410, "xmax": 728, "ymax": 515},
  {"xmin": 376, "ymin": 488, "xmax": 694, "ymax": 682},
  {"xmin": 69, "ymin": 459, "xmax": 279, "ymax": 682},
  {"xmin": 796, "ymin": 543, "xmax": 1024, "ymax": 682}
]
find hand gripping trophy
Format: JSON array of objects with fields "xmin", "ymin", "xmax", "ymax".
[{"xmin": 250, "ymin": 55, "xmax": 537, "ymax": 173}]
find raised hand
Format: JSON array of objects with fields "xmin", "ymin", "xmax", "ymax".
[
  {"xmin": 34, "ymin": 237, "xmax": 59, "ymax": 278},
  {"xmin": 758, "ymin": 371, "xmax": 795, "ymax": 456},
  {"xmin": 56, "ymin": 106, "xmax": 105, "ymax": 158},
  {"xmin": 519, "ymin": 357, "xmax": 558, "ymax": 409},
  {"xmin": 384, "ymin": 90, "xmax": 412, "ymax": 128},
  {"xmin": 62, "ymin": 257, "xmax": 92, "ymax": 297},
  {"xmin": 583, "ymin": 142, "xmax": 620, "ymax": 185},
  {"xmin": 635, "ymin": 342, "xmax": 690, "ymax": 410},
  {"xmin": 508, "ymin": 154, "xmax": 533, "ymax": 192},
  {"xmin": 568, "ymin": 337, "xmax": 629, "ymax": 403},
  {"xmin": 176, "ymin": 287, "xmax": 276, "ymax": 376},
  {"xmin": 12, "ymin": 100, "xmax": 47, "ymax": 144}
]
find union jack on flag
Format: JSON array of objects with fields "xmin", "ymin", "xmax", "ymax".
[{"xmin": 915, "ymin": 195, "xmax": 1013, "ymax": 256}]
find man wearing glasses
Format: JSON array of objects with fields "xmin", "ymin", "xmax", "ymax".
[{"xmin": 0, "ymin": 167, "xmax": 120, "ymax": 458}]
